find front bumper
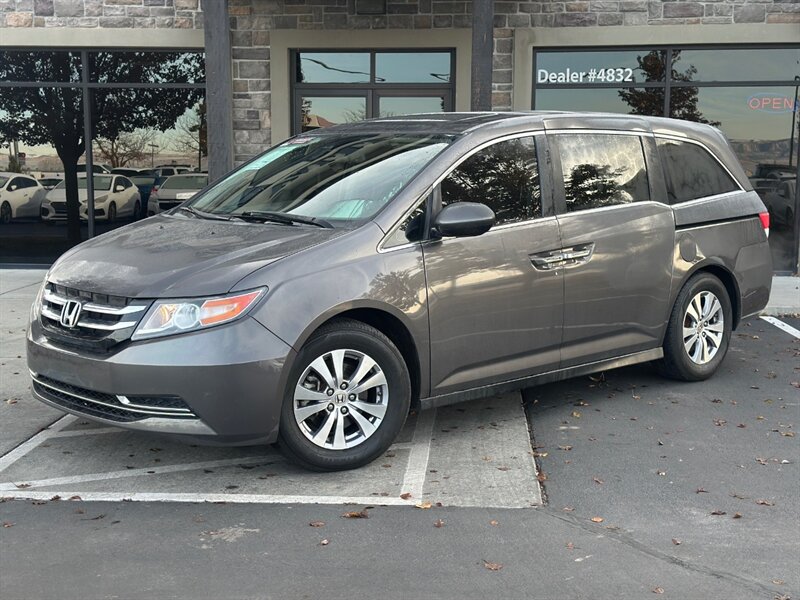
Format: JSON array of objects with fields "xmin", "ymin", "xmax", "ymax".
[{"xmin": 27, "ymin": 315, "xmax": 295, "ymax": 445}]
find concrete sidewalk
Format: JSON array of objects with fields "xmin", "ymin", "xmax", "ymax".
[{"xmin": 766, "ymin": 275, "xmax": 800, "ymax": 316}]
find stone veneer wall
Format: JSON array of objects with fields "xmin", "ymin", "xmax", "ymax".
[{"xmin": 2, "ymin": 0, "xmax": 796, "ymax": 162}]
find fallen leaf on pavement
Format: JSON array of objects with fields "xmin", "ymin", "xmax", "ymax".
[
  {"xmin": 710, "ymin": 510, "xmax": 726, "ymax": 516},
  {"xmin": 590, "ymin": 516, "xmax": 604, "ymax": 523},
  {"xmin": 656, "ymin": 470, "xmax": 666, "ymax": 476},
  {"xmin": 319, "ymin": 538, "xmax": 329, "ymax": 546},
  {"xmin": 2, "ymin": 521, "xmax": 14, "ymax": 528},
  {"xmin": 67, "ymin": 495, "xmax": 81, "ymax": 501},
  {"xmin": 14, "ymin": 483, "xmax": 30, "ymax": 489},
  {"xmin": 566, "ymin": 542, "xmax": 574, "ymax": 550},
  {"xmin": 733, "ymin": 512, "xmax": 742, "ymax": 519},
  {"xmin": 489, "ymin": 520, "xmax": 499, "ymax": 526},
  {"xmin": 497, "ymin": 466, "xmax": 510, "ymax": 472},
  {"xmin": 415, "ymin": 501, "xmax": 432, "ymax": 510},
  {"xmin": 562, "ymin": 507, "xmax": 575, "ymax": 512},
  {"xmin": 772, "ymin": 579, "xmax": 785, "ymax": 585},
  {"xmin": 671, "ymin": 538, "xmax": 681, "ymax": 545},
  {"xmin": 558, "ymin": 445, "xmax": 573, "ymax": 451},
  {"xmin": 756, "ymin": 499, "xmax": 775, "ymax": 506},
  {"xmin": 537, "ymin": 472, "xmax": 548, "ymax": 482},
  {"xmin": 593, "ymin": 477, "xmax": 604, "ymax": 485},
  {"xmin": 571, "ymin": 411, "xmax": 581, "ymax": 418},
  {"xmin": 696, "ymin": 488, "xmax": 709, "ymax": 494},
  {"xmin": 400, "ymin": 493, "xmax": 412, "ymax": 500},
  {"xmin": 756, "ymin": 458, "xmax": 768, "ymax": 465},
  {"xmin": 714, "ymin": 419, "xmax": 727, "ymax": 426},
  {"xmin": 652, "ymin": 587, "xmax": 664, "ymax": 594},
  {"xmin": 482, "ymin": 560, "xmax": 503, "ymax": 571},
  {"xmin": 433, "ymin": 519, "xmax": 444, "ymax": 528},
  {"xmin": 342, "ymin": 509, "xmax": 369, "ymax": 519},
  {"xmin": 780, "ymin": 431, "xmax": 795, "ymax": 437},
  {"xmin": 309, "ymin": 521, "xmax": 325, "ymax": 528}
]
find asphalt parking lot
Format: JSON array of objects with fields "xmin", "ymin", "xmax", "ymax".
[{"xmin": 1, "ymin": 269, "xmax": 798, "ymax": 599}]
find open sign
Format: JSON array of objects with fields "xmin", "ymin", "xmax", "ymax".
[{"xmin": 747, "ymin": 93, "xmax": 798, "ymax": 114}]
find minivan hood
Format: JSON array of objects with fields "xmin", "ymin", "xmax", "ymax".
[{"xmin": 48, "ymin": 214, "xmax": 346, "ymax": 298}]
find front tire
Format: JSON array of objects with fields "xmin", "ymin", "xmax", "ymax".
[
  {"xmin": 0, "ymin": 202, "xmax": 11, "ymax": 224},
  {"xmin": 107, "ymin": 202, "xmax": 116, "ymax": 223},
  {"xmin": 133, "ymin": 200, "xmax": 141, "ymax": 220},
  {"xmin": 657, "ymin": 272, "xmax": 732, "ymax": 381},
  {"xmin": 278, "ymin": 319, "xmax": 411, "ymax": 471}
]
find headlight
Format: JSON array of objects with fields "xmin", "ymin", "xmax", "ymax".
[{"xmin": 131, "ymin": 288, "xmax": 265, "ymax": 341}]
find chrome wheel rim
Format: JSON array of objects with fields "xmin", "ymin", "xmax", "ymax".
[
  {"xmin": 683, "ymin": 291, "xmax": 724, "ymax": 365},
  {"xmin": 293, "ymin": 349, "xmax": 389, "ymax": 450}
]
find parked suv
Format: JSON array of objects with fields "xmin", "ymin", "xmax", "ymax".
[{"xmin": 27, "ymin": 113, "xmax": 772, "ymax": 471}]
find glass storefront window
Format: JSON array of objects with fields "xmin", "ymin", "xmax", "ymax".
[
  {"xmin": 293, "ymin": 49, "xmax": 455, "ymax": 135},
  {"xmin": 297, "ymin": 52, "xmax": 371, "ymax": 84},
  {"xmin": 0, "ymin": 51, "xmax": 82, "ymax": 83},
  {"xmin": 0, "ymin": 50, "xmax": 205, "ymax": 264},
  {"xmin": 300, "ymin": 96, "xmax": 367, "ymax": 131},
  {"xmin": 375, "ymin": 52, "xmax": 452, "ymax": 83},
  {"xmin": 533, "ymin": 45, "xmax": 800, "ymax": 273},
  {"xmin": 672, "ymin": 48, "xmax": 800, "ymax": 83},
  {"xmin": 534, "ymin": 87, "xmax": 663, "ymax": 116},
  {"xmin": 535, "ymin": 50, "xmax": 667, "ymax": 85},
  {"xmin": 379, "ymin": 96, "xmax": 446, "ymax": 117},
  {"xmin": 89, "ymin": 51, "xmax": 205, "ymax": 84}
]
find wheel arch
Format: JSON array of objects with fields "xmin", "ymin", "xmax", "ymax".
[
  {"xmin": 292, "ymin": 304, "xmax": 423, "ymax": 411},
  {"xmin": 682, "ymin": 261, "xmax": 742, "ymax": 330}
]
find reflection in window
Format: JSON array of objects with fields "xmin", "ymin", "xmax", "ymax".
[
  {"xmin": 89, "ymin": 51, "xmax": 205, "ymax": 84},
  {"xmin": 535, "ymin": 87, "xmax": 663, "ymax": 116},
  {"xmin": 379, "ymin": 96, "xmax": 446, "ymax": 117},
  {"xmin": 0, "ymin": 51, "xmax": 82, "ymax": 83},
  {"xmin": 300, "ymin": 96, "xmax": 367, "ymax": 131},
  {"xmin": 385, "ymin": 199, "xmax": 429, "ymax": 247},
  {"xmin": 657, "ymin": 139, "xmax": 738, "ymax": 203},
  {"xmin": 190, "ymin": 134, "xmax": 452, "ymax": 223},
  {"xmin": 555, "ymin": 134, "xmax": 649, "ymax": 211},
  {"xmin": 375, "ymin": 52, "xmax": 452, "ymax": 83},
  {"xmin": 673, "ymin": 48, "xmax": 800, "ymax": 83},
  {"xmin": 441, "ymin": 137, "xmax": 541, "ymax": 226},
  {"xmin": 297, "ymin": 53, "xmax": 371, "ymax": 84}
]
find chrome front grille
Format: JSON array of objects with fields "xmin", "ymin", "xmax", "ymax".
[
  {"xmin": 40, "ymin": 283, "xmax": 151, "ymax": 352},
  {"xmin": 31, "ymin": 371, "xmax": 196, "ymax": 422}
]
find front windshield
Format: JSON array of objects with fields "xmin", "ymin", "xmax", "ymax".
[
  {"xmin": 161, "ymin": 175, "xmax": 208, "ymax": 190},
  {"xmin": 54, "ymin": 176, "xmax": 112, "ymax": 191},
  {"xmin": 188, "ymin": 133, "xmax": 453, "ymax": 223}
]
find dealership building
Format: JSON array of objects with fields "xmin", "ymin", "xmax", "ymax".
[{"xmin": 1, "ymin": 0, "xmax": 799, "ymax": 273}]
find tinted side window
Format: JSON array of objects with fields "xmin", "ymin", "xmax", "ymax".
[
  {"xmin": 441, "ymin": 136, "xmax": 541, "ymax": 226},
  {"xmin": 118, "ymin": 177, "xmax": 132, "ymax": 189},
  {"xmin": 555, "ymin": 133, "xmax": 650, "ymax": 212},
  {"xmin": 9, "ymin": 177, "xmax": 26, "ymax": 190},
  {"xmin": 656, "ymin": 138, "xmax": 738, "ymax": 203}
]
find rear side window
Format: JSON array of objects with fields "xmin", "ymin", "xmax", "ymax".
[
  {"xmin": 441, "ymin": 136, "xmax": 541, "ymax": 226},
  {"xmin": 656, "ymin": 138, "xmax": 739, "ymax": 203},
  {"xmin": 554, "ymin": 133, "xmax": 650, "ymax": 212}
]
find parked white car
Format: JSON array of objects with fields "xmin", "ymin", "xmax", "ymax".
[
  {"xmin": 0, "ymin": 172, "xmax": 47, "ymax": 223},
  {"xmin": 41, "ymin": 174, "xmax": 142, "ymax": 222},
  {"xmin": 148, "ymin": 173, "xmax": 208, "ymax": 216}
]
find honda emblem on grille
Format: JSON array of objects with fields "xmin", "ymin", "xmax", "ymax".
[{"xmin": 60, "ymin": 300, "xmax": 82, "ymax": 328}]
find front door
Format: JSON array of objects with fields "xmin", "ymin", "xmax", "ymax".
[
  {"xmin": 548, "ymin": 130, "xmax": 675, "ymax": 367},
  {"xmin": 423, "ymin": 135, "xmax": 564, "ymax": 396}
]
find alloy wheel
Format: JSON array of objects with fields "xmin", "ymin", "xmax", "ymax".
[
  {"xmin": 293, "ymin": 349, "xmax": 389, "ymax": 450},
  {"xmin": 682, "ymin": 291, "xmax": 725, "ymax": 365}
]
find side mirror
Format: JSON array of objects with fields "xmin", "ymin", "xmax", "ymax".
[
  {"xmin": 9, "ymin": 185, "xmax": 17, "ymax": 191},
  {"xmin": 114, "ymin": 185, "xmax": 125, "ymax": 192},
  {"xmin": 433, "ymin": 202, "xmax": 495, "ymax": 238}
]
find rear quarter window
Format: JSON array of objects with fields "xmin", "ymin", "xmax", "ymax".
[{"xmin": 656, "ymin": 138, "xmax": 739, "ymax": 203}]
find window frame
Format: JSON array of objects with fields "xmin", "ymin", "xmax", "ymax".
[
  {"xmin": 291, "ymin": 48, "xmax": 456, "ymax": 135},
  {"xmin": 548, "ymin": 129, "xmax": 655, "ymax": 216},
  {"xmin": 379, "ymin": 131, "xmax": 555, "ymax": 252}
]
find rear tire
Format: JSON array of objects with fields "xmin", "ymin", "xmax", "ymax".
[
  {"xmin": 277, "ymin": 319, "xmax": 411, "ymax": 471},
  {"xmin": 657, "ymin": 272, "xmax": 732, "ymax": 381}
]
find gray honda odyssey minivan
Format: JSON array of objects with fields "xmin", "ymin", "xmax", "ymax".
[{"xmin": 27, "ymin": 112, "xmax": 772, "ymax": 470}]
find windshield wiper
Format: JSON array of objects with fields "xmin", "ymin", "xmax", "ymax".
[
  {"xmin": 175, "ymin": 206, "xmax": 235, "ymax": 222},
  {"xmin": 239, "ymin": 211, "xmax": 333, "ymax": 229}
]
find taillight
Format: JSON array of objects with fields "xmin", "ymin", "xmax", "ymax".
[{"xmin": 758, "ymin": 212, "xmax": 769, "ymax": 238}]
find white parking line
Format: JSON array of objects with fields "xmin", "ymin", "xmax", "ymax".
[
  {"xmin": 0, "ymin": 455, "xmax": 278, "ymax": 491},
  {"xmin": 399, "ymin": 409, "xmax": 436, "ymax": 499},
  {"xmin": 760, "ymin": 316, "xmax": 800, "ymax": 339},
  {"xmin": 1, "ymin": 490, "xmax": 413, "ymax": 506},
  {"xmin": 0, "ymin": 415, "xmax": 77, "ymax": 474}
]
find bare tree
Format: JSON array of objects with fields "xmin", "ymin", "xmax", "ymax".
[
  {"xmin": 95, "ymin": 129, "xmax": 156, "ymax": 168},
  {"xmin": 171, "ymin": 101, "xmax": 206, "ymax": 170}
]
